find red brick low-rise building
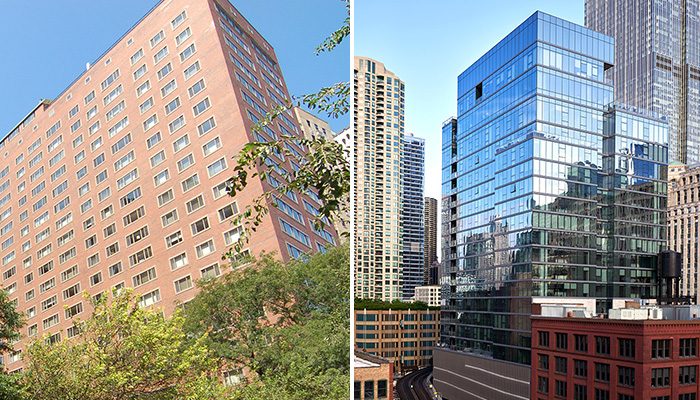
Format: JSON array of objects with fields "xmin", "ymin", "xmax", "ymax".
[
  {"xmin": 532, "ymin": 309, "xmax": 700, "ymax": 400},
  {"xmin": 354, "ymin": 350, "xmax": 394, "ymax": 400}
]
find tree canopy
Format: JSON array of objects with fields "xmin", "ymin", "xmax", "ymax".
[{"xmin": 183, "ymin": 245, "xmax": 350, "ymax": 400}]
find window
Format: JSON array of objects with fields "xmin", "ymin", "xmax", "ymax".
[
  {"xmin": 181, "ymin": 173, "xmax": 200, "ymax": 192},
  {"xmin": 202, "ymin": 137, "xmax": 222, "ymax": 156},
  {"xmin": 129, "ymin": 247, "xmax": 153, "ymax": 267},
  {"xmin": 158, "ymin": 189, "xmax": 174, "ymax": 206},
  {"xmin": 574, "ymin": 334, "xmax": 588, "ymax": 352},
  {"xmin": 197, "ymin": 116, "xmax": 216, "ymax": 135},
  {"xmin": 595, "ymin": 336, "xmax": 610, "ymax": 355},
  {"xmin": 63, "ymin": 283, "xmax": 80, "ymax": 299},
  {"xmin": 165, "ymin": 231, "xmax": 183, "ymax": 248},
  {"xmin": 120, "ymin": 187, "xmax": 142, "ymax": 207},
  {"xmin": 90, "ymin": 272, "xmax": 103, "ymax": 286},
  {"xmin": 185, "ymin": 194, "xmax": 205, "ymax": 213},
  {"xmin": 554, "ymin": 356, "xmax": 567, "ymax": 374},
  {"xmin": 140, "ymin": 97, "xmax": 154, "ymax": 113},
  {"xmin": 108, "ymin": 262, "xmax": 123, "ymax": 277},
  {"xmin": 173, "ymin": 134, "xmax": 190, "ymax": 152},
  {"xmin": 171, "ymin": 10, "xmax": 187, "ymax": 29},
  {"xmin": 117, "ymin": 168, "xmax": 138, "ymax": 189},
  {"xmin": 537, "ymin": 354, "xmax": 549, "ymax": 370},
  {"xmin": 183, "ymin": 60, "xmax": 200, "ymax": 79},
  {"xmin": 103, "ymin": 84, "xmax": 122, "ymax": 105},
  {"xmin": 195, "ymin": 239, "xmax": 215, "ymax": 258},
  {"xmin": 161, "ymin": 209, "xmax": 178, "ymax": 227},
  {"xmin": 174, "ymin": 275, "xmax": 193, "ymax": 293},
  {"xmin": 200, "ymin": 263, "xmax": 220, "ymax": 279},
  {"xmin": 161, "ymin": 79, "xmax": 177, "ymax": 97},
  {"xmin": 136, "ymin": 80, "xmax": 151, "ymax": 97},
  {"xmin": 132, "ymin": 267, "xmax": 156, "ymax": 287},
  {"xmin": 139, "ymin": 289, "xmax": 160, "ymax": 307},
  {"xmin": 213, "ymin": 180, "xmax": 233, "ymax": 199},
  {"xmin": 65, "ymin": 303, "xmax": 83, "ymax": 319},
  {"xmin": 680, "ymin": 394, "xmax": 697, "ymax": 400},
  {"xmin": 224, "ymin": 226, "xmax": 243, "ymax": 245},
  {"xmin": 150, "ymin": 30, "xmax": 165, "ymax": 47},
  {"xmin": 177, "ymin": 153, "xmax": 195, "ymax": 172},
  {"xmin": 554, "ymin": 380, "xmax": 566, "ymax": 398},
  {"xmin": 652, "ymin": 339, "xmax": 671, "ymax": 359},
  {"xmin": 103, "ymin": 223, "xmax": 116, "ymax": 238},
  {"xmin": 131, "ymin": 49, "xmax": 143, "ymax": 65},
  {"xmin": 106, "ymin": 242, "xmax": 119, "ymax": 257},
  {"xmin": 170, "ymin": 252, "xmax": 188, "ymax": 270},
  {"xmin": 190, "ymin": 216, "xmax": 209, "ymax": 235},
  {"xmin": 175, "ymin": 27, "xmax": 191, "ymax": 45},
  {"xmin": 100, "ymin": 69, "xmax": 120, "ymax": 91},
  {"xmin": 680, "ymin": 338, "xmax": 697, "ymax": 357},
  {"xmin": 157, "ymin": 62, "xmax": 173, "ymax": 80},
  {"xmin": 651, "ymin": 367, "xmax": 670, "ymax": 388},
  {"xmin": 41, "ymin": 295, "xmax": 58, "ymax": 311},
  {"xmin": 679, "ymin": 365, "xmax": 697, "ymax": 385},
  {"xmin": 218, "ymin": 203, "xmax": 238, "ymax": 221},
  {"xmin": 101, "ymin": 205, "xmax": 114, "ymax": 220},
  {"xmin": 43, "ymin": 314, "xmax": 59, "ymax": 330},
  {"xmin": 146, "ymin": 131, "xmax": 162, "ymax": 149},
  {"xmin": 207, "ymin": 158, "xmax": 226, "ymax": 177},
  {"xmin": 192, "ymin": 97, "xmax": 210, "ymax": 116},
  {"xmin": 595, "ymin": 363, "xmax": 610, "ymax": 382},
  {"xmin": 574, "ymin": 359, "xmax": 587, "ymax": 377},
  {"xmin": 143, "ymin": 114, "xmax": 158, "ymax": 131},
  {"xmin": 573, "ymin": 384, "xmax": 586, "ymax": 400},
  {"xmin": 619, "ymin": 338, "xmax": 635, "ymax": 358},
  {"xmin": 179, "ymin": 43, "xmax": 196, "ymax": 61},
  {"xmin": 133, "ymin": 64, "xmax": 147, "ymax": 80},
  {"xmin": 188, "ymin": 79, "xmax": 205, "ymax": 97},
  {"xmin": 84, "ymin": 90, "xmax": 95, "ymax": 104},
  {"xmin": 114, "ymin": 150, "xmax": 135, "ymax": 171},
  {"xmin": 153, "ymin": 169, "xmax": 170, "ymax": 186},
  {"xmin": 125, "ymin": 226, "xmax": 149, "ymax": 246},
  {"xmin": 154, "ymin": 46, "xmax": 169, "ymax": 64},
  {"xmin": 618, "ymin": 366, "xmax": 635, "ymax": 387},
  {"xmin": 108, "ymin": 116, "xmax": 129, "ymax": 138},
  {"xmin": 169, "ymin": 115, "xmax": 185, "ymax": 133},
  {"xmin": 87, "ymin": 253, "xmax": 100, "ymax": 267},
  {"xmin": 165, "ymin": 97, "xmax": 181, "ymax": 114}
]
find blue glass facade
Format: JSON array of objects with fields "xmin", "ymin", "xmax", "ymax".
[{"xmin": 441, "ymin": 12, "xmax": 668, "ymax": 364}]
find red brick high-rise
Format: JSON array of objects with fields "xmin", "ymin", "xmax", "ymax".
[{"xmin": 0, "ymin": 0, "xmax": 336, "ymax": 370}]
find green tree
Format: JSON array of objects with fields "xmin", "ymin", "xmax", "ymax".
[
  {"xmin": 226, "ymin": 0, "xmax": 350, "ymax": 255},
  {"xmin": 21, "ymin": 290, "xmax": 226, "ymax": 400},
  {"xmin": 0, "ymin": 288, "xmax": 24, "ymax": 400},
  {"xmin": 183, "ymin": 245, "xmax": 350, "ymax": 400}
]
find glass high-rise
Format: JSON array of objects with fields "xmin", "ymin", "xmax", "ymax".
[
  {"xmin": 585, "ymin": 0, "xmax": 700, "ymax": 165},
  {"xmin": 440, "ymin": 11, "xmax": 668, "ymax": 365},
  {"xmin": 401, "ymin": 133, "xmax": 425, "ymax": 299}
]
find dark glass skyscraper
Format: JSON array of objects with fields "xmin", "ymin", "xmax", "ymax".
[
  {"xmin": 401, "ymin": 133, "xmax": 425, "ymax": 299},
  {"xmin": 440, "ymin": 12, "xmax": 668, "ymax": 365}
]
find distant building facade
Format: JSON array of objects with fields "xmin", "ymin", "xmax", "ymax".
[
  {"xmin": 401, "ymin": 133, "xmax": 425, "ymax": 299},
  {"xmin": 293, "ymin": 106, "xmax": 335, "ymax": 141},
  {"xmin": 333, "ymin": 127, "xmax": 351, "ymax": 238},
  {"xmin": 423, "ymin": 197, "xmax": 438, "ymax": 284},
  {"xmin": 354, "ymin": 57, "xmax": 405, "ymax": 301},
  {"xmin": 668, "ymin": 163, "xmax": 700, "ymax": 302},
  {"xmin": 585, "ymin": 0, "xmax": 700, "ymax": 165},
  {"xmin": 413, "ymin": 285, "xmax": 440, "ymax": 307},
  {"xmin": 355, "ymin": 306, "xmax": 439, "ymax": 373}
]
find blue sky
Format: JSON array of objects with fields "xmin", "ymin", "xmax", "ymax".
[
  {"xmin": 355, "ymin": 0, "xmax": 584, "ymax": 201},
  {"xmin": 0, "ymin": 0, "xmax": 349, "ymax": 135}
]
